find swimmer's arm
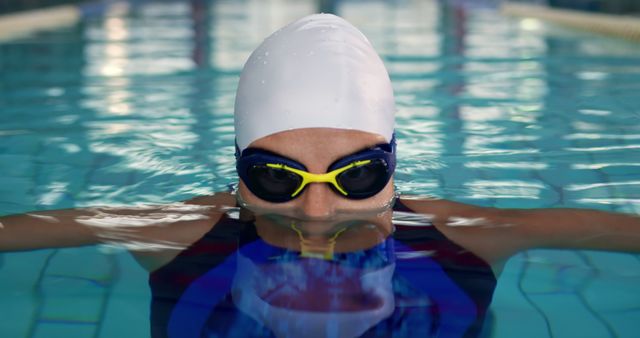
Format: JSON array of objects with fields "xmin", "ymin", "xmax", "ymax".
[
  {"xmin": 0, "ymin": 206, "xmax": 211, "ymax": 252},
  {"xmin": 0, "ymin": 208, "xmax": 107, "ymax": 251},
  {"xmin": 0, "ymin": 193, "xmax": 233, "ymax": 254},
  {"xmin": 401, "ymin": 198, "xmax": 640, "ymax": 262}
]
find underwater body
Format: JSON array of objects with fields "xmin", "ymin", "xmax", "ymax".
[{"xmin": 150, "ymin": 201, "xmax": 495, "ymax": 337}]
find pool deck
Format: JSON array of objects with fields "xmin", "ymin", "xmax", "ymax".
[
  {"xmin": 501, "ymin": 2, "xmax": 640, "ymax": 42},
  {"xmin": 0, "ymin": 5, "xmax": 80, "ymax": 42}
]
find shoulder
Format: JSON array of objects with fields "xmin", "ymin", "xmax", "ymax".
[
  {"xmin": 397, "ymin": 195, "xmax": 443, "ymax": 212},
  {"xmin": 184, "ymin": 192, "xmax": 237, "ymax": 209},
  {"xmin": 399, "ymin": 195, "xmax": 469, "ymax": 216},
  {"xmin": 399, "ymin": 195, "xmax": 499, "ymax": 218},
  {"xmin": 132, "ymin": 192, "xmax": 238, "ymax": 272},
  {"xmin": 397, "ymin": 195, "xmax": 508, "ymax": 271}
]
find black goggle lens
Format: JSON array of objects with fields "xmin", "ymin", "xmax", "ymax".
[
  {"xmin": 336, "ymin": 159, "xmax": 390, "ymax": 199},
  {"xmin": 245, "ymin": 159, "xmax": 390, "ymax": 202},
  {"xmin": 247, "ymin": 165, "xmax": 302, "ymax": 202}
]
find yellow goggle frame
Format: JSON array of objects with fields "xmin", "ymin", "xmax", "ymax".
[{"xmin": 266, "ymin": 159, "xmax": 372, "ymax": 198}]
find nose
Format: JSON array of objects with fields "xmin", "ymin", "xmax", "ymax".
[{"xmin": 298, "ymin": 182, "xmax": 336, "ymax": 220}]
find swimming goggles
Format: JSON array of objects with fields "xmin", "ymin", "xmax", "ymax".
[{"xmin": 236, "ymin": 136, "xmax": 396, "ymax": 203}]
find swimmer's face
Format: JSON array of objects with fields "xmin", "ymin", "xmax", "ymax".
[{"xmin": 238, "ymin": 128, "xmax": 395, "ymax": 219}]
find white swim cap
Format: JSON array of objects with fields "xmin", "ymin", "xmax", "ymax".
[{"xmin": 234, "ymin": 13, "xmax": 396, "ymax": 151}]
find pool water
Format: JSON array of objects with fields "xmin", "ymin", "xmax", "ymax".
[{"xmin": 1, "ymin": 0, "xmax": 640, "ymax": 337}]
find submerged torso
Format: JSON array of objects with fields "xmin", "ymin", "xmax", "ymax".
[{"xmin": 149, "ymin": 200, "xmax": 496, "ymax": 338}]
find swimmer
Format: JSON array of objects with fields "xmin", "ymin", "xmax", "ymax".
[{"xmin": 1, "ymin": 13, "xmax": 639, "ymax": 338}]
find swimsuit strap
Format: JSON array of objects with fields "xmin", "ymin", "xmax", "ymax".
[{"xmin": 392, "ymin": 197, "xmax": 414, "ymax": 212}]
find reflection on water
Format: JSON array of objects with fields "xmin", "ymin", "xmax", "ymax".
[{"xmin": 150, "ymin": 202, "xmax": 495, "ymax": 337}]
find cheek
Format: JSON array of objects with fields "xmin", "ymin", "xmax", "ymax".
[
  {"xmin": 238, "ymin": 180, "xmax": 263, "ymax": 205},
  {"xmin": 371, "ymin": 179, "xmax": 396, "ymax": 206},
  {"xmin": 237, "ymin": 180, "xmax": 250, "ymax": 197}
]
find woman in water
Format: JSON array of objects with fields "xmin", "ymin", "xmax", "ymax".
[{"xmin": 1, "ymin": 14, "xmax": 639, "ymax": 338}]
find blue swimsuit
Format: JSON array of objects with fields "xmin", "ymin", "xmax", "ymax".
[{"xmin": 149, "ymin": 201, "xmax": 496, "ymax": 338}]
